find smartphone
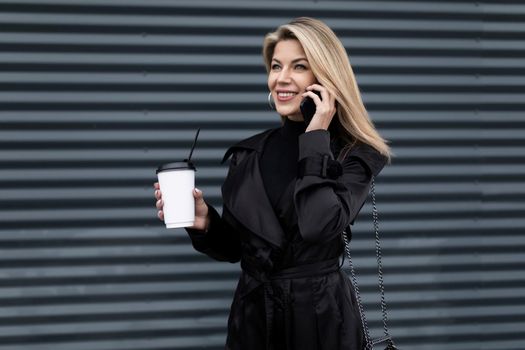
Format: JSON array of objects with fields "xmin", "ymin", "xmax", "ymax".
[{"xmin": 300, "ymin": 90, "xmax": 322, "ymax": 126}]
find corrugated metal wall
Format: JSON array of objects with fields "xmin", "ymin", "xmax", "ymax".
[{"xmin": 1, "ymin": 1, "xmax": 524, "ymax": 349}]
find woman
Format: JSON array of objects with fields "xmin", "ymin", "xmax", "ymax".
[{"xmin": 154, "ymin": 17, "xmax": 392, "ymax": 350}]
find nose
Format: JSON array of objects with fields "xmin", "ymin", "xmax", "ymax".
[{"xmin": 277, "ymin": 67, "xmax": 292, "ymax": 84}]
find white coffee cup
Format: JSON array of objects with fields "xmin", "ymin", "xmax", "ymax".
[{"xmin": 156, "ymin": 161, "xmax": 196, "ymax": 228}]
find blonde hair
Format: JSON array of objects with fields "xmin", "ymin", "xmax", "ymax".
[{"xmin": 263, "ymin": 17, "xmax": 392, "ymax": 162}]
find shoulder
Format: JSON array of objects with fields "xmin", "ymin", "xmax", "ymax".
[{"xmin": 338, "ymin": 141, "xmax": 389, "ymax": 177}]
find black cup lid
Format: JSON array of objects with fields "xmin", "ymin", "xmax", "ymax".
[{"xmin": 156, "ymin": 159, "xmax": 196, "ymax": 174}]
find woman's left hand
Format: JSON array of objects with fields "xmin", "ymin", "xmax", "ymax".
[{"xmin": 302, "ymin": 83, "xmax": 337, "ymax": 132}]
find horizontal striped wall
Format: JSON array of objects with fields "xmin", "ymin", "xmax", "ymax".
[{"xmin": 0, "ymin": 1, "xmax": 524, "ymax": 349}]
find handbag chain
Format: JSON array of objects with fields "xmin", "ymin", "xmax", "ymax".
[{"xmin": 337, "ymin": 144, "xmax": 397, "ymax": 350}]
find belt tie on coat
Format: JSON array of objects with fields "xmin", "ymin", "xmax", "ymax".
[{"xmin": 240, "ymin": 257, "xmax": 341, "ymax": 350}]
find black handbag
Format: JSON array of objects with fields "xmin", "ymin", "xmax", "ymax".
[{"xmin": 337, "ymin": 147, "xmax": 399, "ymax": 350}]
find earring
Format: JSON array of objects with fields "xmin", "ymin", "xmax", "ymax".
[{"xmin": 268, "ymin": 92, "xmax": 275, "ymax": 110}]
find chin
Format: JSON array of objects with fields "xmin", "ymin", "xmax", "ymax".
[{"xmin": 276, "ymin": 106, "xmax": 300, "ymax": 117}]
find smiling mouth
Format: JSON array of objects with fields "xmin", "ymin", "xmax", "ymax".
[
  {"xmin": 278, "ymin": 92, "xmax": 297, "ymax": 97},
  {"xmin": 276, "ymin": 92, "xmax": 298, "ymax": 102}
]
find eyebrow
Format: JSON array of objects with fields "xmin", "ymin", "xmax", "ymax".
[{"xmin": 271, "ymin": 58, "xmax": 308, "ymax": 64}]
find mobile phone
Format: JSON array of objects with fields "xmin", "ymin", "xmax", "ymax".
[{"xmin": 300, "ymin": 90, "xmax": 322, "ymax": 126}]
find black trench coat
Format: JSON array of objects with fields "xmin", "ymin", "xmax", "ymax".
[{"xmin": 185, "ymin": 127, "xmax": 388, "ymax": 350}]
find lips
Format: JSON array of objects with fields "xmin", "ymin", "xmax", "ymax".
[{"xmin": 276, "ymin": 91, "xmax": 297, "ymax": 102}]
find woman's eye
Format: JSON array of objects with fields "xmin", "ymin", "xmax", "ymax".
[
  {"xmin": 296, "ymin": 64, "xmax": 307, "ymax": 70},
  {"xmin": 271, "ymin": 64, "xmax": 281, "ymax": 70}
]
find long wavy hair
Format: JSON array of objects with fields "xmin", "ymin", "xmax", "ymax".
[{"xmin": 263, "ymin": 17, "xmax": 392, "ymax": 161}]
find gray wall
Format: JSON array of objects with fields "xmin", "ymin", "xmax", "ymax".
[{"xmin": 1, "ymin": 1, "xmax": 524, "ymax": 349}]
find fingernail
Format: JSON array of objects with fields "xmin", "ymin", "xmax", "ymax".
[{"xmin": 195, "ymin": 188, "xmax": 202, "ymax": 194}]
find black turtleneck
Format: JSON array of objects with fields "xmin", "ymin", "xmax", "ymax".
[{"xmin": 260, "ymin": 117, "xmax": 306, "ymax": 209}]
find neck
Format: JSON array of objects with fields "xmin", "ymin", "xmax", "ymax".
[
  {"xmin": 282, "ymin": 116, "xmax": 306, "ymax": 136},
  {"xmin": 286, "ymin": 115, "xmax": 304, "ymax": 122}
]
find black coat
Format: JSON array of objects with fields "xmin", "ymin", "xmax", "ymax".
[{"xmin": 186, "ymin": 127, "xmax": 388, "ymax": 350}]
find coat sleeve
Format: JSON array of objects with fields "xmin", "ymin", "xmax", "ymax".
[
  {"xmin": 293, "ymin": 130, "xmax": 388, "ymax": 243},
  {"xmin": 184, "ymin": 151, "xmax": 242, "ymax": 263},
  {"xmin": 184, "ymin": 201, "xmax": 242, "ymax": 263}
]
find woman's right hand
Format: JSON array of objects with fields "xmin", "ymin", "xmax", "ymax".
[{"xmin": 154, "ymin": 183, "xmax": 210, "ymax": 232}]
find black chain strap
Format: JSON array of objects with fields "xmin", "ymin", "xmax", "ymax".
[
  {"xmin": 337, "ymin": 145, "xmax": 397, "ymax": 350},
  {"xmin": 342, "ymin": 178, "xmax": 397, "ymax": 350},
  {"xmin": 371, "ymin": 178, "xmax": 390, "ymax": 339}
]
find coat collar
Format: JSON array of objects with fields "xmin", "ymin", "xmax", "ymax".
[{"xmin": 220, "ymin": 127, "xmax": 287, "ymax": 249}]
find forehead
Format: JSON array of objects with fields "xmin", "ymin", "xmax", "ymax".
[{"xmin": 272, "ymin": 40, "xmax": 307, "ymax": 60}]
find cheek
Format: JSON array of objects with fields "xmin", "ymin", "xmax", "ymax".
[
  {"xmin": 267, "ymin": 75, "xmax": 276, "ymax": 89},
  {"xmin": 304, "ymin": 72, "xmax": 317, "ymax": 86},
  {"xmin": 297, "ymin": 76, "xmax": 315, "ymax": 91}
]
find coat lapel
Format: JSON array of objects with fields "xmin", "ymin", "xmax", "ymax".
[{"xmin": 221, "ymin": 128, "xmax": 287, "ymax": 249}]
